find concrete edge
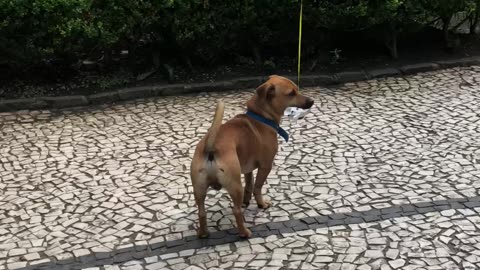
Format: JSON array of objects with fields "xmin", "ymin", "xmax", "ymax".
[{"xmin": 1, "ymin": 56, "xmax": 479, "ymax": 112}]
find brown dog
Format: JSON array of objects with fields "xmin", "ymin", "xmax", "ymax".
[{"xmin": 190, "ymin": 75, "xmax": 314, "ymax": 238}]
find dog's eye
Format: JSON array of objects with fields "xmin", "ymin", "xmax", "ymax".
[{"xmin": 288, "ymin": 91, "xmax": 296, "ymax": 96}]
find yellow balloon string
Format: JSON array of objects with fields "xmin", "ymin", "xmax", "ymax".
[{"xmin": 297, "ymin": 0, "xmax": 303, "ymax": 89}]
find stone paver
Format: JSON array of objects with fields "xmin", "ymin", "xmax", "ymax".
[
  {"xmin": 103, "ymin": 210, "xmax": 480, "ymax": 269},
  {"xmin": 1, "ymin": 66, "xmax": 480, "ymax": 269}
]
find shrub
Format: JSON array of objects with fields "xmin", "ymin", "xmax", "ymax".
[
  {"xmin": 0, "ymin": 0, "xmax": 478, "ymax": 74},
  {"xmin": 0, "ymin": 0, "xmax": 94, "ymax": 67}
]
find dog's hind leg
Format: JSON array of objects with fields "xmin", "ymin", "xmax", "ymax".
[
  {"xmin": 219, "ymin": 156, "xmax": 252, "ymax": 238},
  {"xmin": 242, "ymin": 172, "xmax": 253, "ymax": 207},
  {"xmin": 192, "ymin": 177, "xmax": 209, "ymax": 238},
  {"xmin": 191, "ymin": 153, "xmax": 210, "ymax": 238},
  {"xmin": 226, "ymin": 180, "xmax": 252, "ymax": 238}
]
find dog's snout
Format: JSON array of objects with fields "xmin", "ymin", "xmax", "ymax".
[{"xmin": 302, "ymin": 97, "xmax": 314, "ymax": 109}]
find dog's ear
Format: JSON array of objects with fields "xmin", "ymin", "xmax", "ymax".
[{"xmin": 256, "ymin": 82, "xmax": 275, "ymax": 100}]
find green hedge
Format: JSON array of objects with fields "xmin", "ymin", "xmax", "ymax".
[{"xmin": 0, "ymin": 0, "xmax": 479, "ymax": 71}]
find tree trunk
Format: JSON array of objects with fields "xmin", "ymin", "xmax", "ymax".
[
  {"xmin": 183, "ymin": 55, "xmax": 195, "ymax": 72},
  {"xmin": 384, "ymin": 23, "xmax": 398, "ymax": 59},
  {"xmin": 128, "ymin": 42, "xmax": 138, "ymax": 77},
  {"xmin": 163, "ymin": 64, "xmax": 174, "ymax": 83},
  {"xmin": 390, "ymin": 33, "xmax": 398, "ymax": 59},
  {"xmin": 152, "ymin": 51, "xmax": 161, "ymax": 69},
  {"xmin": 470, "ymin": 12, "xmax": 479, "ymax": 35},
  {"xmin": 102, "ymin": 49, "xmax": 113, "ymax": 71},
  {"xmin": 472, "ymin": 1, "xmax": 480, "ymax": 35},
  {"xmin": 252, "ymin": 44, "xmax": 262, "ymax": 68},
  {"xmin": 442, "ymin": 16, "xmax": 452, "ymax": 49}
]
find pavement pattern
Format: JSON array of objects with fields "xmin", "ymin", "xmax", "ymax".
[{"xmin": 1, "ymin": 66, "xmax": 480, "ymax": 270}]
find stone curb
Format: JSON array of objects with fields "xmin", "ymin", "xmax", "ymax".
[{"xmin": 1, "ymin": 56, "xmax": 479, "ymax": 112}]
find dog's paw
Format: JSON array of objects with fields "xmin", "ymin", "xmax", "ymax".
[
  {"xmin": 257, "ymin": 200, "xmax": 272, "ymax": 209},
  {"xmin": 239, "ymin": 228, "xmax": 252, "ymax": 238},
  {"xmin": 242, "ymin": 201, "xmax": 250, "ymax": 208},
  {"xmin": 197, "ymin": 229, "xmax": 209, "ymax": 239}
]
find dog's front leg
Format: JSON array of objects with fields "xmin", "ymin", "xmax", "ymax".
[{"xmin": 254, "ymin": 168, "xmax": 272, "ymax": 209}]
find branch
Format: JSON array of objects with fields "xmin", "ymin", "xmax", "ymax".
[{"xmin": 426, "ymin": 17, "xmax": 442, "ymax": 27}]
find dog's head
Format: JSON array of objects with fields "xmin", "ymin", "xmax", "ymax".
[{"xmin": 255, "ymin": 75, "xmax": 314, "ymax": 113}]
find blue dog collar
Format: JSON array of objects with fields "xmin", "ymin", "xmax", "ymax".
[{"xmin": 246, "ymin": 111, "xmax": 289, "ymax": 142}]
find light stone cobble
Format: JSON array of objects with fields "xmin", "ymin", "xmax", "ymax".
[
  {"xmin": 98, "ymin": 212, "xmax": 480, "ymax": 269},
  {"xmin": 1, "ymin": 66, "xmax": 480, "ymax": 269}
]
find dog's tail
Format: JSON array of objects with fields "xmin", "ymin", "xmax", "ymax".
[{"xmin": 205, "ymin": 100, "xmax": 225, "ymax": 155}]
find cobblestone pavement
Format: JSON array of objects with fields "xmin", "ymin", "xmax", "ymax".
[{"xmin": 1, "ymin": 66, "xmax": 480, "ymax": 270}]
